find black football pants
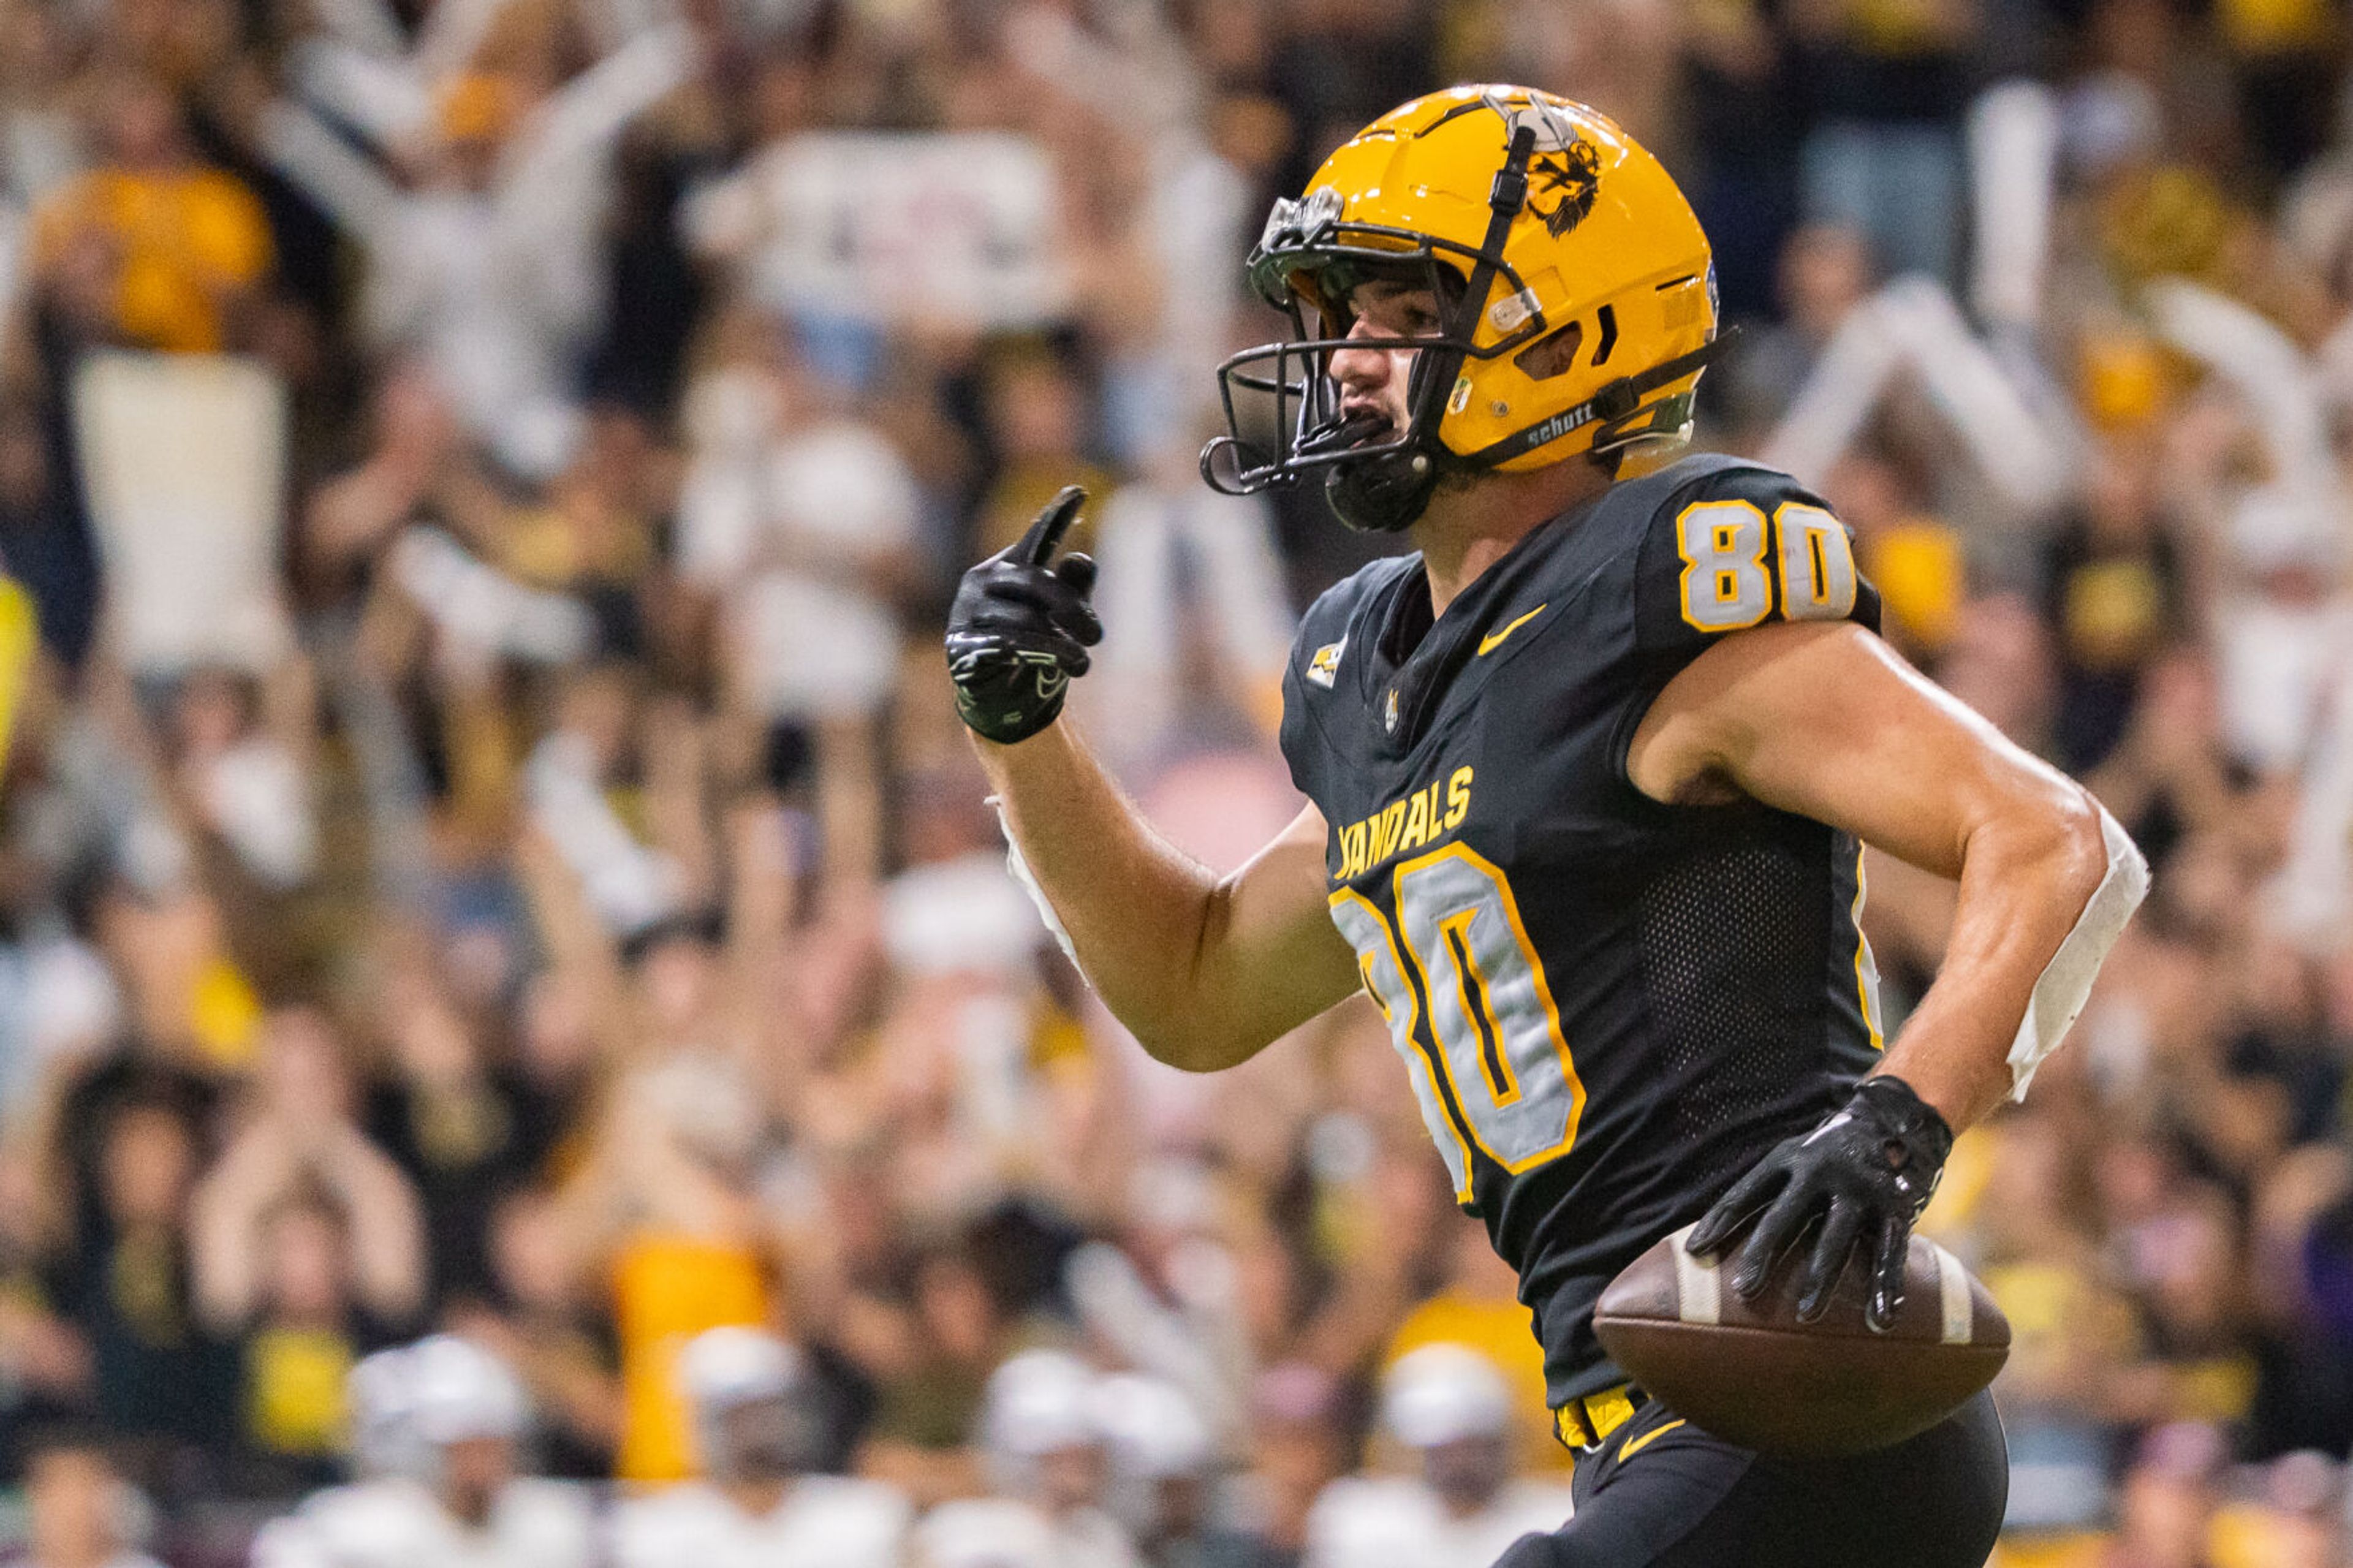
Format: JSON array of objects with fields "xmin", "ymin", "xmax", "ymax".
[{"xmin": 1494, "ymin": 1392, "xmax": 2007, "ymax": 1568}]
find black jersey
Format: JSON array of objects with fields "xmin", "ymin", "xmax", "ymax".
[{"xmin": 1279, "ymin": 452, "xmax": 1888, "ymax": 1406}]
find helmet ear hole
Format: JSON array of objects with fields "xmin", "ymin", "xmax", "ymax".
[
  {"xmin": 1591, "ymin": 304, "xmax": 1618, "ymax": 366},
  {"xmin": 1513, "ymin": 322, "xmax": 1583, "ymax": 381}
]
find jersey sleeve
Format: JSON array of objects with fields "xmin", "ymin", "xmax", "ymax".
[
  {"xmin": 1631, "ymin": 464, "xmax": 1881, "ymax": 659},
  {"xmin": 1614, "ymin": 465, "xmax": 1882, "ymax": 780}
]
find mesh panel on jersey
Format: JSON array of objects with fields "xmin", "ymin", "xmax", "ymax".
[{"xmin": 1636, "ymin": 833, "xmax": 1829, "ymax": 1160}]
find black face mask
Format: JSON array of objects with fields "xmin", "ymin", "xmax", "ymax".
[
  {"xmin": 1199, "ymin": 300, "xmax": 1474, "ymax": 534},
  {"xmin": 1212, "ymin": 299, "xmax": 1462, "ymax": 533},
  {"xmin": 1199, "ymin": 128, "xmax": 1540, "ymax": 531}
]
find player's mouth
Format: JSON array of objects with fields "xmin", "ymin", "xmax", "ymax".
[{"xmin": 1302, "ymin": 407, "xmax": 1394, "ymax": 457}]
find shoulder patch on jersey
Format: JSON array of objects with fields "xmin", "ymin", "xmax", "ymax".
[{"xmin": 1306, "ymin": 638, "xmax": 1346, "ymax": 687}]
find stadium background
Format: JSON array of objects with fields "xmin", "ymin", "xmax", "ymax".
[{"xmin": 0, "ymin": 0, "xmax": 2351, "ymax": 1562}]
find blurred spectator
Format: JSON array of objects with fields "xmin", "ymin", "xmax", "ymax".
[
  {"xmin": 610, "ymin": 1325, "xmax": 909, "ymax": 1568},
  {"xmin": 522, "ymin": 771, "xmax": 794, "ymax": 1485},
  {"xmin": 251, "ymin": 1333, "xmax": 596, "ymax": 1567},
  {"xmin": 856, "ymin": 1233, "xmax": 1021, "ymax": 1498},
  {"xmin": 972, "ymin": 344, "xmax": 1116, "ymax": 560},
  {"xmin": 1720, "ymin": 222, "xmax": 1875, "ymax": 442},
  {"xmin": 188, "ymin": 1007, "xmax": 425, "ymax": 1486},
  {"xmin": 2042, "ymin": 440, "xmax": 2182, "ymax": 772},
  {"xmin": 1792, "ymin": 0, "xmax": 1981, "ymax": 282},
  {"xmin": 0, "ymin": 1141, "xmax": 90, "ymax": 1440},
  {"xmin": 0, "ymin": 1434, "xmax": 163, "ymax": 1568},
  {"xmin": 25, "ymin": 75, "xmax": 270, "ymax": 355},
  {"xmin": 364, "ymin": 972, "xmax": 566, "ymax": 1310},
  {"xmin": 260, "ymin": 29, "xmax": 697, "ymax": 479},
  {"xmin": 2104, "ymin": 1421, "xmax": 2229, "ymax": 1568},
  {"xmin": 57, "ymin": 1087, "xmax": 231, "ymax": 1469},
  {"xmin": 2248, "ymin": 1144, "xmax": 2353, "ymax": 1460},
  {"xmin": 1226, "ymin": 1363, "xmax": 1347, "ymax": 1567},
  {"xmin": 1085, "ymin": 479, "xmax": 1294, "ymax": 760},
  {"xmin": 444, "ymin": 1186, "xmax": 621, "ymax": 1479},
  {"xmin": 673, "ymin": 312, "xmax": 923, "ymax": 741},
  {"xmin": 914, "ymin": 1349, "xmax": 1141, "ymax": 1568},
  {"xmin": 0, "ymin": 400, "xmax": 95, "ymax": 668},
  {"xmin": 1096, "ymin": 1372, "xmax": 1275, "ymax": 1568},
  {"xmin": 81, "ymin": 879, "xmax": 261, "ymax": 1074},
  {"xmin": 1383, "ymin": 1219, "xmax": 1574, "ymax": 1477},
  {"xmin": 1678, "ymin": 0, "xmax": 1807, "ymax": 317},
  {"xmin": 2234, "ymin": 1450, "xmax": 2345, "ymax": 1568},
  {"xmin": 1064, "ymin": 1158, "xmax": 1251, "ymax": 1456},
  {"xmin": 248, "ymin": 1345, "xmax": 423, "ymax": 1566},
  {"xmin": 1301, "ymin": 1345, "xmax": 1575, "ymax": 1568},
  {"xmin": 156, "ymin": 662, "xmax": 318, "ymax": 895}
]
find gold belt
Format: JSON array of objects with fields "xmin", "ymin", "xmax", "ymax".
[{"xmin": 1553, "ymin": 1383, "xmax": 1639, "ymax": 1450}]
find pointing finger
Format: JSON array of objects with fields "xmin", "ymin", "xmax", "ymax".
[{"xmin": 1018, "ymin": 486, "xmax": 1089, "ymax": 566}]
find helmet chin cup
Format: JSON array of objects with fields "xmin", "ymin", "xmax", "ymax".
[
  {"xmin": 1326, "ymin": 343, "xmax": 1450, "ymax": 531},
  {"xmin": 1325, "ymin": 444, "xmax": 1438, "ymax": 532}
]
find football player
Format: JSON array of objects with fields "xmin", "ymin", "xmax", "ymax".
[
  {"xmin": 608, "ymin": 1327, "xmax": 910, "ymax": 1568},
  {"xmin": 253, "ymin": 1335, "xmax": 597, "ymax": 1568},
  {"xmin": 1303, "ymin": 1344, "xmax": 1578, "ymax": 1568},
  {"xmin": 946, "ymin": 86, "xmax": 2148, "ymax": 1567},
  {"xmin": 915, "ymin": 1350, "xmax": 1142, "ymax": 1568},
  {"xmin": 249, "ymin": 1347, "xmax": 425, "ymax": 1568}
]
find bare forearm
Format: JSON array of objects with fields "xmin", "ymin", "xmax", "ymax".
[
  {"xmin": 1649, "ymin": 624, "xmax": 2144, "ymax": 1134},
  {"xmin": 191, "ymin": 1147, "xmax": 281, "ymax": 1330},
  {"xmin": 950, "ymin": 488, "xmax": 1354, "ymax": 1066},
  {"xmin": 974, "ymin": 722, "xmax": 1349, "ymax": 1069},
  {"xmin": 325, "ymin": 1149, "xmax": 428, "ymax": 1322},
  {"xmin": 977, "ymin": 725, "xmax": 1227, "ymax": 1056},
  {"xmin": 1872, "ymin": 789, "xmax": 2110, "ymax": 1131}
]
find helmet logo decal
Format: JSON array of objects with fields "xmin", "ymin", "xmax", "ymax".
[
  {"xmin": 1529, "ymin": 140, "xmax": 1601, "ymax": 239},
  {"xmin": 1479, "ymin": 91, "xmax": 1601, "ymax": 240}
]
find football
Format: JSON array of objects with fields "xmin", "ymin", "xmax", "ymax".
[{"xmin": 1591, "ymin": 1223, "xmax": 2010, "ymax": 1458}]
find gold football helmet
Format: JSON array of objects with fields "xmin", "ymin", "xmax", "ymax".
[{"xmin": 1202, "ymin": 86, "xmax": 1724, "ymax": 531}]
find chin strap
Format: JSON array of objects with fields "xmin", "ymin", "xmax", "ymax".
[
  {"xmin": 1325, "ymin": 126, "xmax": 1542, "ymax": 532},
  {"xmin": 1459, "ymin": 325, "xmax": 1741, "ymax": 471},
  {"xmin": 1417, "ymin": 124, "xmax": 1539, "ymax": 439}
]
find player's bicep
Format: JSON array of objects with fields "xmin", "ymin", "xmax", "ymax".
[
  {"xmin": 1631, "ymin": 621, "xmax": 2080, "ymax": 878},
  {"xmin": 1192, "ymin": 802, "xmax": 1364, "ymax": 1066}
]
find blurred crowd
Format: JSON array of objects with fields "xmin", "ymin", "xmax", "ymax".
[{"xmin": 0, "ymin": 0, "xmax": 2349, "ymax": 1563}]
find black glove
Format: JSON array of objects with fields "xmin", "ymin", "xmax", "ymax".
[
  {"xmin": 1684, "ymin": 1075, "xmax": 1953, "ymax": 1332},
  {"xmin": 945, "ymin": 487, "xmax": 1102, "ymax": 745}
]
